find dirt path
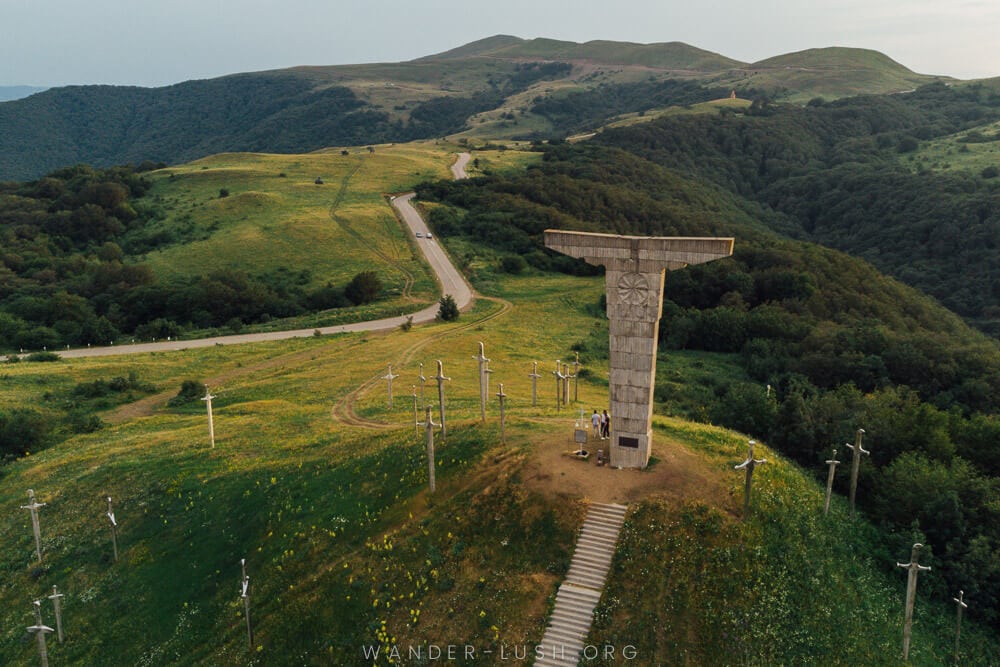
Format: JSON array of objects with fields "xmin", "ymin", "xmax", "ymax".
[
  {"xmin": 519, "ymin": 420, "xmax": 728, "ymax": 507},
  {"xmin": 330, "ymin": 295, "xmax": 511, "ymax": 428}
]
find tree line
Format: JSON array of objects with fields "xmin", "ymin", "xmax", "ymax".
[{"xmin": 0, "ymin": 164, "xmax": 382, "ymax": 350}]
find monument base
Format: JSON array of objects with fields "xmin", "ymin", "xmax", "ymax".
[{"xmin": 609, "ymin": 430, "xmax": 652, "ymax": 469}]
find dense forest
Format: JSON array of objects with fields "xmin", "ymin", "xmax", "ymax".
[
  {"xmin": 417, "ymin": 137, "xmax": 1000, "ymax": 629},
  {"xmin": 0, "ymin": 164, "xmax": 382, "ymax": 351},
  {"xmin": 594, "ymin": 82, "xmax": 1000, "ymax": 335}
]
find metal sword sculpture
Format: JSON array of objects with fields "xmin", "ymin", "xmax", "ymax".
[
  {"xmin": 27, "ymin": 600, "xmax": 55, "ymax": 667},
  {"xmin": 382, "ymin": 364, "xmax": 400, "ymax": 409},
  {"xmin": 418, "ymin": 362, "xmax": 426, "ymax": 406},
  {"xmin": 823, "ymin": 448, "xmax": 841, "ymax": 516},
  {"xmin": 953, "ymin": 590, "xmax": 968, "ymax": 663},
  {"xmin": 201, "ymin": 387, "xmax": 217, "ymax": 448},
  {"xmin": 21, "ymin": 489, "xmax": 46, "ymax": 563},
  {"xmin": 528, "ymin": 362, "xmax": 542, "ymax": 407},
  {"xmin": 496, "ymin": 383, "xmax": 508, "ymax": 444},
  {"xmin": 417, "ymin": 406, "xmax": 440, "ymax": 493},
  {"xmin": 106, "ymin": 496, "xmax": 119, "ymax": 562},
  {"xmin": 897, "ymin": 543, "xmax": 931, "ymax": 662},
  {"xmin": 433, "ymin": 360, "xmax": 451, "ymax": 439},
  {"xmin": 240, "ymin": 558, "xmax": 254, "ymax": 647},
  {"xmin": 472, "ymin": 342, "xmax": 490, "ymax": 422},
  {"xmin": 47, "ymin": 585, "xmax": 65, "ymax": 643},
  {"xmin": 552, "ymin": 360, "xmax": 566, "ymax": 411},
  {"xmin": 734, "ymin": 440, "xmax": 767, "ymax": 517},
  {"xmin": 845, "ymin": 428, "xmax": 869, "ymax": 518}
]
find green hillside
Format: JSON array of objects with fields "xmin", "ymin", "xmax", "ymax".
[
  {"xmin": 0, "ymin": 37, "xmax": 972, "ymax": 181},
  {"xmin": 2, "ymin": 139, "xmax": 1000, "ymax": 662},
  {"xmin": 3, "ymin": 267, "xmax": 998, "ymax": 664},
  {"xmin": 0, "ymin": 143, "xmax": 461, "ymax": 351},
  {"xmin": 425, "ymin": 36, "xmax": 743, "ymax": 72},
  {"xmin": 710, "ymin": 47, "xmax": 943, "ymax": 101}
]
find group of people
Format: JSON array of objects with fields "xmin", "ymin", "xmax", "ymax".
[{"xmin": 590, "ymin": 408, "xmax": 611, "ymax": 440}]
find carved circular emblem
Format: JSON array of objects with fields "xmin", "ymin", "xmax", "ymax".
[{"xmin": 617, "ymin": 272, "xmax": 649, "ymax": 306}]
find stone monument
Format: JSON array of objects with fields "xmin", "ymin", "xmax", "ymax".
[{"xmin": 545, "ymin": 230, "xmax": 734, "ymax": 468}]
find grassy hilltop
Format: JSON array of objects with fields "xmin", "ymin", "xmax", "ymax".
[{"xmin": 2, "ymin": 145, "xmax": 1000, "ymax": 665}]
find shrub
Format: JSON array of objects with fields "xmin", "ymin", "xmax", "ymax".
[
  {"xmin": 437, "ymin": 294, "xmax": 459, "ymax": 321},
  {"xmin": 345, "ymin": 271, "xmax": 381, "ymax": 305},
  {"xmin": 168, "ymin": 379, "xmax": 205, "ymax": 407},
  {"xmin": 25, "ymin": 351, "xmax": 61, "ymax": 362},
  {"xmin": 500, "ymin": 255, "xmax": 527, "ymax": 274}
]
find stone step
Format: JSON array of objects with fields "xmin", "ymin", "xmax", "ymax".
[
  {"xmin": 557, "ymin": 583, "xmax": 602, "ymax": 602},
  {"xmin": 536, "ymin": 637, "xmax": 584, "ymax": 657},
  {"xmin": 549, "ymin": 609, "xmax": 594, "ymax": 634},
  {"xmin": 572, "ymin": 543, "xmax": 615, "ymax": 561},
  {"xmin": 579, "ymin": 525, "xmax": 620, "ymax": 542},
  {"xmin": 542, "ymin": 626, "xmax": 587, "ymax": 645},
  {"xmin": 566, "ymin": 560, "xmax": 609, "ymax": 577},
  {"xmin": 585, "ymin": 505, "xmax": 625, "ymax": 518},
  {"xmin": 586, "ymin": 512, "xmax": 626, "ymax": 525},
  {"xmin": 534, "ymin": 646, "xmax": 581, "ymax": 667},
  {"xmin": 550, "ymin": 598, "xmax": 597, "ymax": 618}
]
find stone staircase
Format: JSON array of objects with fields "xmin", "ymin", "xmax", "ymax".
[{"xmin": 534, "ymin": 502, "xmax": 628, "ymax": 666}]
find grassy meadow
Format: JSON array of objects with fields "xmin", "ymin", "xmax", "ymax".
[
  {"xmin": 3, "ymin": 144, "xmax": 1000, "ymax": 665},
  {"xmin": 140, "ymin": 144, "xmax": 449, "ymax": 300},
  {"xmin": 900, "ymin": 118, "xmax": 1000, "ymax": 176}
]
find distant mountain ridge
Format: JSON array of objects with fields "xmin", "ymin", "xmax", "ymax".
[
  {"xmin": 0, "ymin": 35, "xmax": 961, "ymax": 180},
  {"xmin": 0, "ymin": 85, "xmax": 47, "ymax": 102}
]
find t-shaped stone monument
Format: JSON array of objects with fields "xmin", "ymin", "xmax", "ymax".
[{"xmin": 545, "ymin": 230, "xmax": 734, "ymax": 468}]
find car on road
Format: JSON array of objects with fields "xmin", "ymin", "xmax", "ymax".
[
  {"xmin": 426, "ymin": 233, "xmax": 433, "ymax": 239},
  {"xmin": 415, "ymin": 231, "xmax": 423, "ymax": 238}
]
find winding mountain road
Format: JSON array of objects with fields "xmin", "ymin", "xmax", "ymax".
[{"xmin": 50, "ymin": 153, "xmax": 474, "ymax": 359}]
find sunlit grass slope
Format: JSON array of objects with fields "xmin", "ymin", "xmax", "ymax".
[
  {"xmin": 900, "ymin": 118, "xmax": 1000, "ymax": 176},
  {"xmin": 138, "ymin": 143, "xmax": 457, "ymax": 312}
]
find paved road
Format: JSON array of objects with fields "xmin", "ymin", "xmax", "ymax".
[{"xmin": 49, "ymin": 154, "xmax": 474, "ymax": 359}]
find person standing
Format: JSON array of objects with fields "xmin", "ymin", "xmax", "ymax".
[
  {"xmin": 601, "ymin": 409, "xmax": 610, "ymax": 439},
  {"xmin": 591, "ymin": 409, "xmax": 601, "ymax": 440}
]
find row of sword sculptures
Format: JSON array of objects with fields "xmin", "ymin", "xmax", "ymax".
[
  {"xmin": 18, "ymin": 488, "xmax": 255, "ymax": 666},
  {"xmin": 15, "ymin": 341, "xmax": 557, "ymax": 665},
  {"xmin": 13, "ymin": 342, "xmax": 973, "ymax": 663},
  {"xmin": 738, "ymin": 429, "xmax": 970, "ymax": 663}
]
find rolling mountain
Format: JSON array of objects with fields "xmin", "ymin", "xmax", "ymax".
[{"xmin": 0, "ymin": 36, "xmax": 953, "ymax": 181}]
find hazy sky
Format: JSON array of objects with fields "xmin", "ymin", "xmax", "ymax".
[{"xmin": 2, "ymin": 0, "xmax": 999, "ymax": 87}]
